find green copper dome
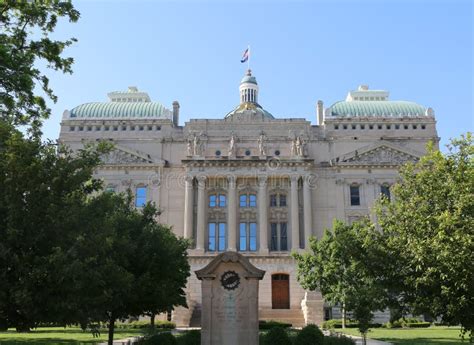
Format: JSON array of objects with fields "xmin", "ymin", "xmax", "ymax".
[
  {"xmin": 69, "ymin": 102, "xmax": 172, "ymax": 119},
  {"xmin": 241, "ymin": 75, "xmax": 257, "ymax": 85},
  {"xmin": 329, "ymin": 101, "xmax": 427, "ymax": 117}
]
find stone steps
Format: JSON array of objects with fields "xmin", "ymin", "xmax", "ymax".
[{"xmin": 259, "ymin": 308, "xmax": 306, "ymax": 327}]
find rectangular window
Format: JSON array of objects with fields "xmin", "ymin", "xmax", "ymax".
[
  {"xmin": 270, "ymin": 195, "xmax": 277, "ymax": 207},
  {"xmin": 208, "ymin": 223, "xmax": 216, "ymax": 251},
  {"xmin": 249, "ymin": 194, "xmax": 257, "ymax": 207},
  {"xmin": 381, "ymin": 185, "xmax": 391, "ymax": 201},
  {"xmin": 240, "ymin": 195, "xmax": 247, "ymax": 208},
  {"xmin": 350, "ymin": 185, "xmax": 360, "ymax": 206},
  {"xmin": 105, "ymin": 185, "xmax": 116, "ymax": 193},
  {"xmin": 209, "ymin": 195, "xmax": 217, "ymax": 207},
  {"xmin": 271, "ymin": 223, "xmax": 278, "ymax": 251},
  {"xmin": 249, "ymin": 222, "xmax": 257, "ymax": 251},
  {"xmin": 218, "ymin": 194, "xmax": 226, "ymax": 207},
  {"xmin": 218, "ymin": 223, "xmax": 226, "ymax": 251},
  {"xmin": 135, "ymin": 187, "xmax": 147, "ymax": 207},
  {"xmin": 279, "ymin": 195, "xmax": 287, "ymax": 207},
  {"xmin": 239, "ymin": 222, "xmax": 247, "ymax": 251},
  {"xmin": 280, "ymin": 222, "xmax": 288, "ymax": 251}
]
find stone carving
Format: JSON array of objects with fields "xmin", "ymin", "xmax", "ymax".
[
  {"xmin": 257, "ymin": 132, "xmax": 267, "ymax": 156},
  {"xmin": 187, "ymin": 133, "xmax": 205, "ymax": 156},
  {"xmin": 228, "ymin": 133, "xmax": 236, "ymax": 156},
  {"xmin": 102, "ymin": 149, "xmax": 152, "ymax": 165},
  {"xmin": 195, "ymin": 252, "xmax": 265, "ymax": 345},
  {"xmin": 290, "ymin": 136, "xmax": 305, "ymax": 157},
  {"xmin": 332, "ymin": 145, "xmax": 420, "ymax": 166}
]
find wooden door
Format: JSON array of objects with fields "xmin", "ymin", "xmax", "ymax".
[{"xmin": 272, "ymin": 274, "xmax": 290, "ymax": 309}]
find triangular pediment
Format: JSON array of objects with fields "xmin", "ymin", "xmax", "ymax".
[
  {"xmin": 101, "ymin": 145, "xmax": 155, "ymax": 165},
  {"xmin": 332, "ymin": 143, "xmax": 423, "ymax": 167}
]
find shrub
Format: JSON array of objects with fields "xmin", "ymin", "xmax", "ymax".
[
  {"xmin": 143, "ymin": 332, "xmax": 177, "ymax": 345},
  {"xmin": 180, "ymin": 330, "xmax": 201, "ymax": 345},
  {"xmin": 324, "ymin": 335, "xmax": 356, "ymax": 345},
  {"xmin": 295, "ymin": 324, "xmax": 324, "ymax": 345},
  {"xmin": 263, "ymin": 327, "xmax": 292, "ymax": 345},
  {"xmin": 321, "ymin": 319, "xmax": 381, "ymax": 329},
  {"xmin": 405, "ymin": 322, "xmax": 431, "ymax": 328},
  {"xmin": 117, "ymin": 320, "xmax": 176, "ymax": 330},
  {"xmin": 259, "ymin": 320, "xmax": 292, "ymax": 330}
]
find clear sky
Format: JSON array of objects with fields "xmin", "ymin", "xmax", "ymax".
[{"xmin": 41, "ymin": 0, "xmax": 473, "ymax": 150}]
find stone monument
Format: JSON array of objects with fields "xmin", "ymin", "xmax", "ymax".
[{"xmin": 195, "ymin": 251, "xmax": 265, "ymax": 345}]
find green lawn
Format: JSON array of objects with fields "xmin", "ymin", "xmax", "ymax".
[
  {"xmin": 0, "ymin": 327, "xmax": 142, "ymax": 344},
  {"xmin": 339, "ymin": 326, "xmax": 466, "ymax": 345}
]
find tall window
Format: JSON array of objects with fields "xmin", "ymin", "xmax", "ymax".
[
  {"xmin": 350, "ymin": 185, "xmax": 360, "ymax": 206},
  {"xmin": 270, "ymin": 193, "xmax": 287, "ymax": 207},
  {"xmin": 239, "ymin": 222, "xmax": 257, "ymax": 251},
  {"xmin": 240, "ymin": 193, "xmax": 257, "ymax": 208},
  {"xmin": 208, "ymin": 223, "xmax": 226, "ymax": 252},
  {"xmin": 209, "ymin": 194, "xmax": 226, "ymax": 208},
  {"xmin": 270, "ymin": 222, "xmax": 288, "ymax": 251},
  {"xmin": 381, "ymin": 185, "xmax": 391, "ymax": 201},
  {"xmin": 135, "ymin": 186, "xmax": 147, "ymax": 207}
]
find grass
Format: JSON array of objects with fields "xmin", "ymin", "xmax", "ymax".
[
  {"xmin": 0, "ymin": 327, "xmax": 142, "ymax": 344},
  {"xmin": 338, "ymin": 326, "xmax": 466, "ymax": 345}
]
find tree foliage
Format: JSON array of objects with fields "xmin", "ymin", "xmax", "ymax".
[
  {"xmin": 293, "ymin": 219, "xmax": 387, "ymax": 344},
  {"xmin": 0, "ymin": 123, "xmax": 190, "ymax": 344},
  {"xmin": 374, "ymin": 133, "xmax": 474, "ymax": 341},
  {"xmin": 0, "ymin": 0, "xmax": 79, "ymax": 133}
]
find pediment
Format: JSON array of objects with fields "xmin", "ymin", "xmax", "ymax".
[
  {"xmin": 101, "ymin": 145, "xmax": 155, "ymax": 165},
  {"xmin": 332, "ymin": 143, "xmax": 422, "ymax": 167},
  {"xmin": 195, "ymin": 252, "xmax": 265, "ymax": 280}
]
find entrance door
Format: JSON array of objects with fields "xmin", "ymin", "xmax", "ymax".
[{"xmin": 272, "ymin": 274, "xmax": 290, "ymax": 309}]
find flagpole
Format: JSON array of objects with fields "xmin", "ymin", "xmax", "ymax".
[{"xmin": 247, "ymin": 44, "xmax": 250, "ymax": 71}]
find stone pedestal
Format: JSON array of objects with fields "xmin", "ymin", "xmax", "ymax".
[{"xmin": 195, "ymin": 252, "xmax": 265, "ymax": 345}]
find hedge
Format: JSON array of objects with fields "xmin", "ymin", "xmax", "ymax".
[
  {"xmin": 259, "ymin": 320, "xmax": 292, "ymax": 330},
  {"xmin": 116, "ymin": 320, "xmax": 176, "ymax": 329}
]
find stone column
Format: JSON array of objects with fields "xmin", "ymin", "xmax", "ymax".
[
  {"xmin": 290, "ymin": 175, "xmax": 300, "ymax": 251},
  {"xmin": 303, "ymin": 175, "xmax": 313, "ymax": 249},
  {"xmin": 183, "ymin": 176, "xmax": 194, "ymax": 240},
  {"xmin": 258, "ymin": 176, "xmax": 268, "ymax": 253},
  {"xmin": 227, "ymin": 176, "xmax": 237, "ymax": 251},
  {"xmin": 196, "ymin": 176, "xmax": 207, "ymax": 251}
]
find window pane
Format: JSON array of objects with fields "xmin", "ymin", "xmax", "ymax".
[
  {"xmin": 240, "ymin": 194, "xmax": 247, "ymax": 208},
  {"xmin": 209, "ymin": 195, "xmax": 216, "ymax": 207},
  {"xmin": 249, "ymin": 223, "xmax": 257, "ymax": 251},
  {"xmin": 218, "ymin": 223, "xmax": 226, "ymax": 251},
  {"xmin": 249, "ymin": 194, "xmax": 257, "ymax": 207},
  {"xmin": 279, "ymin": 194, "xmax": 287, "ymax": 207},
  {"xmin": 270, "ymin": 194, "xmax": 277, "ymax": 207},
  {"xmin": 239, "ymin": 223, "xmax": 247, "ymax": 251},
  {"xmin": 381, "ymin": 185, "xmax": 391, "ymax": 201},
  {"xmin": 350, "ymin": 186, "xmax": 360, "ymax": 206},
  {"xmin": 219, "ymin": 194, "xmax": 226, "ymax": 207},
  {"xmin": 136, "ymin": 187, "xmax": 147, "ymax": 207},
  {"xmin": 280, "ymin": 222, "xmax": 288, "ymax": 251},
  {"xmin": 106, "ymin": 185, "xmax": 116, "ymax": 193},
  {"xmin": 270, "ymin": 223, "xmax": 278, "ymax": 251},
  {"xmin": 208, "ymin": 223, "xmax": 216, "ymax": 251}
]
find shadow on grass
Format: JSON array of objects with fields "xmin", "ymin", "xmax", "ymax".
[{"xmin": 377, "ymin": 337, "xmax": 465, "ymax": 345}]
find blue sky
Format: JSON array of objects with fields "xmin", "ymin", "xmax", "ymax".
[{"xmin": 42, "ymin": 0, "xmax": 473, "ymax": 150}]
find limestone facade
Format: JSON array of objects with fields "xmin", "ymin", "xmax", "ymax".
[{"xmin": 58, "ymin": 74, "xmax": 438, "ymax": 326}]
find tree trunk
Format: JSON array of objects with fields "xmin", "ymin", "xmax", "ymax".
[
  {"xmin": 342, "ymin": 302, "xmax": 347, "ymax": 329},
  {"xmin": 107, "ymin": 315, "xmax": 115, "ymax": 345},
  {"xmin": 150, "ymin": 313, "xmax": 155, "ymax": 329},
  {"xmin": 362, "ymin": 332, "xmax": 367, "ymax": 345}
]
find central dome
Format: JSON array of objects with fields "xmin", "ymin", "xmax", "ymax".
[{"xmin": 225, "ymin": 69, "xmax": 274, "ymax": 120}]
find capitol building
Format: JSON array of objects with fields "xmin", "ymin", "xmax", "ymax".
[{"xmin": 59, "ymin": 70, "xmax": 438, "ymax": 326}]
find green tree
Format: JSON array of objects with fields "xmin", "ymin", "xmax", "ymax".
[
  {"xmin": 0, "ymin": 121, "xmax": 110, "ymax": 331},
  {"xmin": 293, "ymin": 219, "xmax": 386, "ymax": 345},
  {"xmin": 374, "ymin": 133, "xmax": 474, "ymax": 341},
  {"xmin": 0, "ymin": 0, "xmax": 79, "ymax": 133},
  {"xmin": 65, "ymin": 194, "xmax": 190, "ymax": 345}
]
